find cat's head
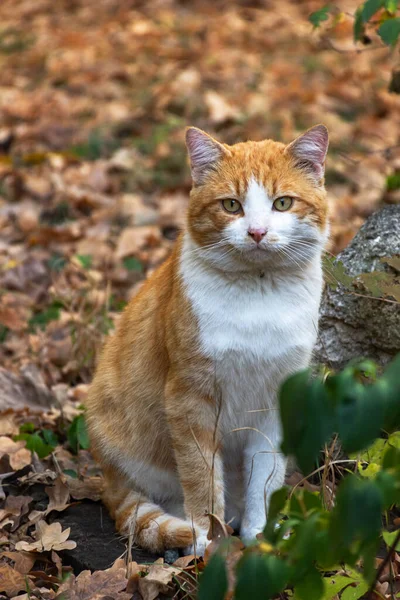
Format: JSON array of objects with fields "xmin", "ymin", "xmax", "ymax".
[{"xmin": 185, "ymin": 125, "xmax": 329, "ymax": 271}]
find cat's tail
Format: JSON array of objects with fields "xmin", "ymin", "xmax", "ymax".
[{"xmin": 102, "ymin": 470, "xmax": 196, "ymax": 553}]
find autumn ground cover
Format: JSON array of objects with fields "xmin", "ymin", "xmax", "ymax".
[{"xmin": 0, "ymin": 0, "xmax": 399, "ymax": 598}]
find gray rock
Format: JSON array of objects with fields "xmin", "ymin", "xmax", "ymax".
[
  {"xmin": 314, "ymin": 205, "xmax": 400, "ymax": 370},
  {"xmin": 55, "ymin": 501, "xmax": 160, "ymax": 572}
]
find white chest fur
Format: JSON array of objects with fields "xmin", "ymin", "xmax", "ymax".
[{"xmin": 179, "ymin": 234, "xmax": 323, "ymax": 435}]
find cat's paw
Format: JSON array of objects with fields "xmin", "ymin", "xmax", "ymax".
[{"xmin": 185, "ymin": 529, "xmax": 209, "ymax": 557}]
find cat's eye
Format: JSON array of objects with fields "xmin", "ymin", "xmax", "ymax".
[
  {"xmin": 222, "ymin": 198, "xmax": 242, "ymax": 214},
  {"xmin": 273, "ymin": 196, "xmax": 293, "ymax": 212}
]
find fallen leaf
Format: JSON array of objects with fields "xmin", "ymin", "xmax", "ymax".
[
  {"xmin": 0, "ymin": 411, "xmax": 19, "ymax": 436},
  {"xmin": 45, "ymin": 476, "xmax": 71, "ymax": 514},
  {"xmin": 1, "ymin": 551, "xmax": 36, "ymax": 575},
  {"xmin": 0, "ymin": 437, "xmax": 31, "ymax": 471},
  {"xmin": 66, "ymin": 475, "xmax": 104, "ymax": 501},
  {"xmin": 204, "ymin": 90, "xmax": 240, "ymax": 124},
  {"xmin": 0, "ymin": 307, "xmax": 26, "ymax": 332},
  {"xmin": 173, "ymin": 554, "xmax": 197, "ymax": 568},
  {"xmin": 0, "ymin": 563, "xmax": 32, "ymax": 597},
  {"xmin": 0, "ymin": 365, "xmax": 54, "ymax": 412},
  {"xmin": 204, "ymin": 512, "xmax": 234, "ymax": 563},
  {"xmin": 15, "ymin": 520, "xmax": 77, "ymax": 552},
  {"xmin": 138, "ymin": 561, "xmax": 178, "ymax": 600},
  {"xmin": 0, "ymin": 494, "xmax": 32, "ymax": 531},
  {"xmin": 115, "ymin": 226, "xmax": 161, "ymax": 259},
  {"xmin": 55, "ymin": 567, "xmax": 131, "ymax": 600}
]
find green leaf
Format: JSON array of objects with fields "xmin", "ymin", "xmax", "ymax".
[
  {"xmin": 383, "ymin": 530, "xmax": 400, "ymax": 550},
  {"xmin": 362, "ymin": 0, "xmax": 384, "ymax": 22},
  {"xmin": 67, "ymin": 414, "xmax": 90, "ymax": 453},
  {"xmin": 332, "ymin": 371, "xmax": 383, "ymax": 454},
  {"xmin": 323, "ymin": 256, "xmax": 353, "ymax": 290},
  {"xmin": 76, "ymin": 254, "xmax": 92, "ymax": 269},
  {"xmin": 294, "ymin": 565, "xmax": 324, "ymax": 600},
  {"xmin": 340, "ymin": 579, "xmax": 369, "ymax": 599},
  {"xmin": 48, "ymin": 253, "xmax": 67, "ymax": 272},
  {"xmin": 123, "ymin": 256, "xmax": 143, "ymax": 272},
  {"xmin": 42, "ymin": 429, "xmax": 59, "ymax": 448},
  {"xmin": 386, "ymin": 171, "xmax": 400, "ymax": 191},
  {"xmin": 63, "ymin": 469, "xmax": 78, "ymax": 479},
  {"xmin": 264, "ymin": 487, "xmax": 288, "ymax": 539},
  {"xmin": 29, "ymin": 304, "xmax": 61, "ymax": 330},
  {"xmin": 19, "ymin": 422, "xmax": 35, "ymax": 434},
  {"xmin": 320, "ymin": 573, "xmax": 365, "ymax": 600},
  {"xmin": 0, "ymin": 325, "xmax": 8, "ymax": 343},
  {"xmin": 198, "ymin": 553, "xmax": 228, "ymax": 600},
  {"xmin": 279, "ymin": 371, "xmax": 333, "ymax": 474},
  {"xmin": 378, "ymin": 17, "xmax": 400, "ymax": 45},
  {"xmin": 330, "ymin": 477, "xmax": 383, "ymax": 548},
  {"xmin": 354, "ymin": 6, "xmax": 365, "ymax": 41},
  {"xmin": 15, "ymin": 432, "xmax": 54, "ymax": 459},
  {"xmin": 235, "ymin": 553, "xmax": 289, "ymax": 600},
  {"xmin": 379, "ymin": 355, "xmax": 400, "ymax": 431},
  {"xmin": 309, "ymin": 5, "xmax": 331, "ymax": 28},
  {"xmin": 385, "ymin": 0, "xmax": 399, "ymax": 14}
]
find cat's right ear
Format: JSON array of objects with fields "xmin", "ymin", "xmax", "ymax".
[{"xmin": 185, "ymin": 127, "xmax": 230, "ymax": 185}]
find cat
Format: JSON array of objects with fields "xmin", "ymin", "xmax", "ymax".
[{"xmin": 86, "ymin": 124, "xmax": 329, "ymax": 556}]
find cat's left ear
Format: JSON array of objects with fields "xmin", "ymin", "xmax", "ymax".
[
  {"xmin": 186, "ymin": 127, "xmax": 230, "ymax": 185},
  {"xmin": 286, "ymin": 125, "xmax": 329, "ymax": 184}
]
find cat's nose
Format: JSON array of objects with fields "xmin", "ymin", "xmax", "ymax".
[{"xmin": 248, "ymin": 228, "xmax": 267, "ymax": 244}]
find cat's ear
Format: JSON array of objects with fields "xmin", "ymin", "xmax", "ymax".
[
  {"xmin": 186, "ymin": 127, "xmax": 230, "ymax": 185},
  {"xmin": 286, "ymin": 125, "xmax": 329, "ymax": 184}
]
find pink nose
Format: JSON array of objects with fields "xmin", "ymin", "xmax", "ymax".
[{"xmin": 248, "ymin": 228, "xmax": 267, "ymax": 244}]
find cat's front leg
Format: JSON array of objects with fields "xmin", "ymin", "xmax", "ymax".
[
  {"xmin": 241, "ymin": 422, "xmax": 287, "ymax": 543},
  {"xmin": 165, "ymin": 377, "xmax": 225, "ymax": 556}
]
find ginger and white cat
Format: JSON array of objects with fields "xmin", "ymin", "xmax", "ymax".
[{"xmin": 86, "ymin": 124, "xmax": 329, "ymax": 555}]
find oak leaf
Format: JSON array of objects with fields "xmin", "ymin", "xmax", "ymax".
[
  {"xmin": 138, "ymin": 560, "xmax": 178, "ymax": 600},
  {"xmin": 0, "ymin": 563, "xmax": 32, "ymax": 596},
  {"xmin": 15, "ymin": 520, "xmax": 76, "ymax": 552},
  {"xmin": 55, "ymin": 567, "xmax": 131, "ymax": 600},
  {"xmin": 0, "ymin": 437, "xmax": 31, "ymax": 471},
  {"xmin": 45, "ymin": 476, "xmax": 71, "ymax": 514}
]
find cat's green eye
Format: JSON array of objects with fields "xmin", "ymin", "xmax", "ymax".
[
  {"xmin": 273, "ymin": 196, "xmax": 293, "ymax": 212},
  {"xmin": 222, "ymin": 198, "xmax": 242, "ymax": 214}
]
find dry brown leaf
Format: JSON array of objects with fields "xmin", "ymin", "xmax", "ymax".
[
  {"xmin": 0, "ymin": 494, "xmax": 32, "ymax": 531},
  {"xmin": 115, "ymin": 226, "xmax": 161, "ymax": 259},
  {"xmin": 66, "ymin": 475, "xmax": 104, "ymax": 501},
  {"xmin": 0, "ymin": 563, "xmax": 32, "ymax": 597},
  {"xmin": 204, "ymin": 90, "xmax": 240, "ymax": 124},
  {"xmin": 56, "ymin": 567, "xmax": 131, "ymax": 600},
  {"xmin": 173, "ymin": 554, "xmax": 197, "ymax": 568},
  {"xmin": 138, "ymin": 561, "xmax": 178, "ymax": 600},
  {"xmin": 204, "ymin": 512, "xmax": 234, "ymax": 562},
  {"xmin": 0, "ymin": 307, "xmax": 27, "ymax": 332},
  {"xmin": 0, "ymin": 365, "xmax": 54, "ymax": 412},
  {"xmin": 51, "ymin": 550, "xmax": 63, "ymax": 579},
  {"xmin": 45, "ymin": 476, "xmax": 71, "ymax": 514},
  {"xmin": 0, "ymin": 412, "xmax": 19, "ymax": 436},
  {"xmin": 0, "ymin": 437, "xmax": 31, "ymax": 471},
  {"xmin": 1, "ymin": 550, "xmax": 36, "ymax": 575},
  {"xmin": 15, "ymin": 520, "xmax": 77, "ymax": 552}
]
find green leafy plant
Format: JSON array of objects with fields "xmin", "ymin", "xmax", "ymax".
[
  {"xmin": 122, "ymin": 256, "xmax": 143, "ymax": 272},
  {"xmin": 67, "ymin": 413, "xmax": 90, "ymax": 454},
  {"xmin": 28, "ymin": 302, "xmax": 63, "ymax": 331},
  {"xmin": 309, "ymin": 1, "xmax": 400, "ymax": 91},
  {"xmin": 15, "ymin": 424, "xmax": 59, "ymax": 459},
  {"xmin": 198, "ymin": 355, "xmax": 400, "ymax": 599}
]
